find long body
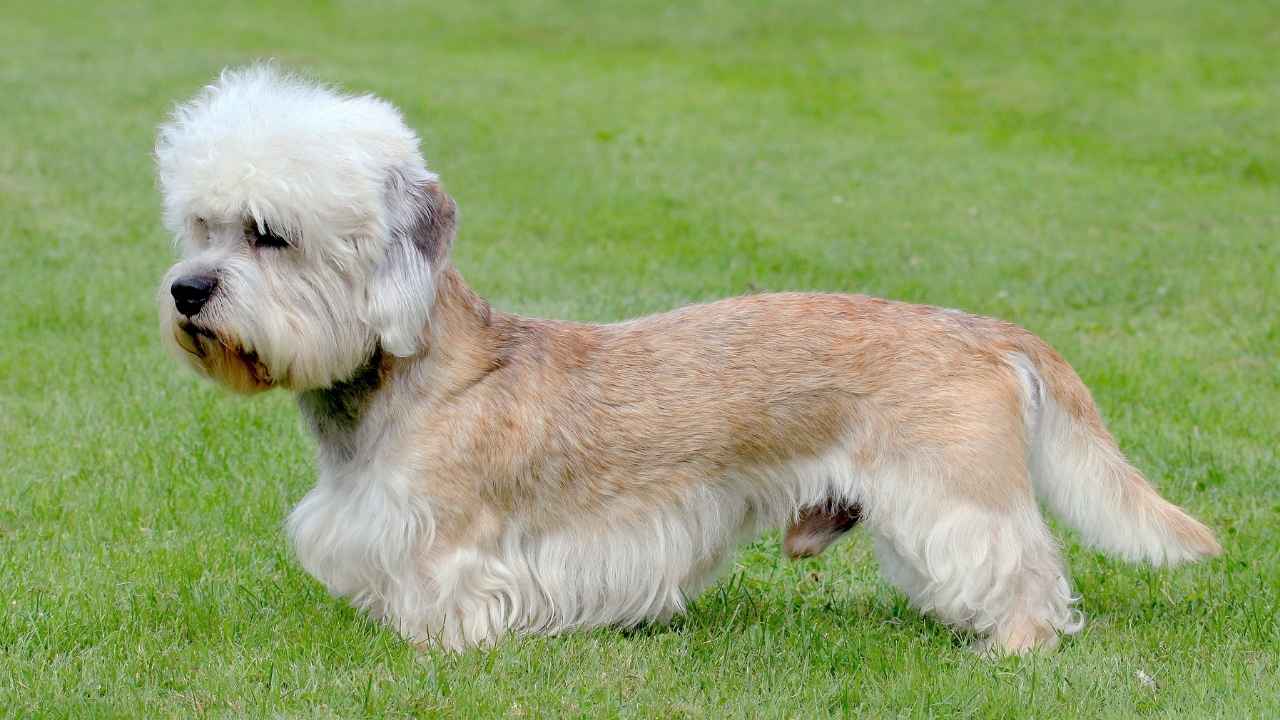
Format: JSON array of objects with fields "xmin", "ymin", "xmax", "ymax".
[
  {"xmin": 157, "ymin": 67, "xmax": 1220, "ymax": 654},
  {"xmin": 287, "ymin": 269, "xmax": 1219, "ymax": 651}
]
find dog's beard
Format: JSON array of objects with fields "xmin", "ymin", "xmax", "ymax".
[
  {"xmin": 172, "ymin": 319, "xmax": 275, "ymax": 394},
  {"xmin": 159, "ymin": 255, "xmax": 383, "ymax": 392}
]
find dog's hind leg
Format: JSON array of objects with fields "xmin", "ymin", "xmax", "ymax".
[
  {"xmin": 784, "ymin": 500, "xmax": 863, "ymax": 559},
  {"xmin": 867, "ymin": 455, "xmax": 1083, "ymax": 655}
]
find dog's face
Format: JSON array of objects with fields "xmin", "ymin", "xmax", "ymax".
[{"xmin": 156, "ymin": 66, "xmax": 454, "ymax": 392}]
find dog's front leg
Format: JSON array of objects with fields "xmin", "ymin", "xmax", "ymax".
[{"xmin": 403, "ymin": 545, "xmax": 527, "ymax": 651}]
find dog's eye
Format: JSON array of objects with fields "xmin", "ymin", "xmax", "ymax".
[{"xmin": 251, "ymin": 223, "xmax": 290, "ymax": 249}]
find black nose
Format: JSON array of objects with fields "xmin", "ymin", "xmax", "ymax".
[{"xmin": 170, "ymin": 274, "xmax": 218, "ymax": 317}]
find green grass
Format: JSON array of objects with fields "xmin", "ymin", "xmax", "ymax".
[{"xmin": 2, "ymin": 1, "xmax": 1277, "ymax": 716}]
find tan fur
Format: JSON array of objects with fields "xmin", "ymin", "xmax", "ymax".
[
  {"xmin": 407, "ymin": 271, "xmax": 1014, "ymax": 540},
  {"xmin": 173, "ymin": 322, "xmax": 271, "ymax": 394},
  {"xmin": 158, "ymin": 67, "xmax": 1220, "ymax": 654},
  {"xmin": 1012, "ymin": 336, "xmax": 1223, "ymax": 559},
  {"xmin": 371, "ymin": 266, "xmax": 1215, "ymax": 652},
  {"xmin": 174, "ymin": 222, "xmax": 1221, "ymax": 654}
]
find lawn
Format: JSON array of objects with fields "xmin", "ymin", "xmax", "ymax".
[{"xmin": 1, "ymin": 1, "xmax": 1277, "ymax": 717}]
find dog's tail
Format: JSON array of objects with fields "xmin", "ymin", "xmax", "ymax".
[{"xmin": 1009, "ymin": 339, "xmax": 1221, "ymax": 567}]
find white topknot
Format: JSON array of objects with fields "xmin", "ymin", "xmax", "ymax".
[{"xmin": 155, "ymin": 64, "xmax": 432, "ymax": 248}]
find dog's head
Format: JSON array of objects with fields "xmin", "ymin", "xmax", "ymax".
[{"xmin": 156, "ymin": 65, "xmax": 454, "ymax": 392}]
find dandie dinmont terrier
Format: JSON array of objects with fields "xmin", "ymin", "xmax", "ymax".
[{"xmin": 156, "ymin": 66, "xmax": 1221, "ymax": 654}]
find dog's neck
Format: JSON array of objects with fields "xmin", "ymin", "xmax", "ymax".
[
  {"xmin": 297, "ymin": 349, "xmax": 387, "ymax": 460},
  {"xmin": 296, "ymin": 266, "xmax": 504, "ymax": 465}
]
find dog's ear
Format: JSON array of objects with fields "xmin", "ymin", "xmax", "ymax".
[{"xmin": 368, "ymin": 165, "xmax": 456, "ymax": 357}]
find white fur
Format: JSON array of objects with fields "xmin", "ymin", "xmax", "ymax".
[
  {"xmin": 156, "ymin": 65, "xmax": 438, "ymax": 389},
  {"xmin": 369, "ymin": 162, "xmax": 441, "ymax": 357},
  {"xmin": 158, "ymin": 65, "xmax": 1209, "ymax": 654},
  {"xmin": 284, "ymin": 419, "xmax": 1087, "ymax": 651},
  {"xmin": 285, "ymin": 436, "xmax": 870, "ymax": 650},
  {"xmin": 156, "ymin": 65, "xmax": 423, "ymax": 248},
  {"xmin": 1001, "ymin": 352, "xmax": 1208, "ymax": 567}
]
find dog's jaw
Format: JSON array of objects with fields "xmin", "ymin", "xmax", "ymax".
[{"xmin": 167, "ymin": 318, "xmax": 275, "ymax": 394}]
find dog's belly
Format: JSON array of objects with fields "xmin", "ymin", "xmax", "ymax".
[
  {"xmin": 413, "ymin": 443, "xmax": 865, "ymax": 649},
  {"xmin": 285, "ymin": 442, "xmax": 864, "ymax": 650},
  {"xmin": 286, "ymin": 477, "xmax": 734, "ymax": 649}
]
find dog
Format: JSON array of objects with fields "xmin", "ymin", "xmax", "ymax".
[{"xmin": 156, "ymin": 65, "xmax": 1221, "ymax": 654}]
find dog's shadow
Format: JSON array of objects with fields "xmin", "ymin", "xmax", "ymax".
[{"xmin": 637, "ymin": 568, "xmax": 950, "ymax": 638}]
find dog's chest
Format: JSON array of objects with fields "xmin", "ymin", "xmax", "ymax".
[
  {"xmin": 288, "ymin": 363, "xmax": 431, "ymax": 611},
  {"xmin": 285, "ymin": 460, "xmax": 427, "ymax": 613}
]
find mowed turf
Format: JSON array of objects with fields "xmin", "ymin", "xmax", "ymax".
[{"xmin": 1, "ymin": 1, "xmax": 1277, "ymax": 717}]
